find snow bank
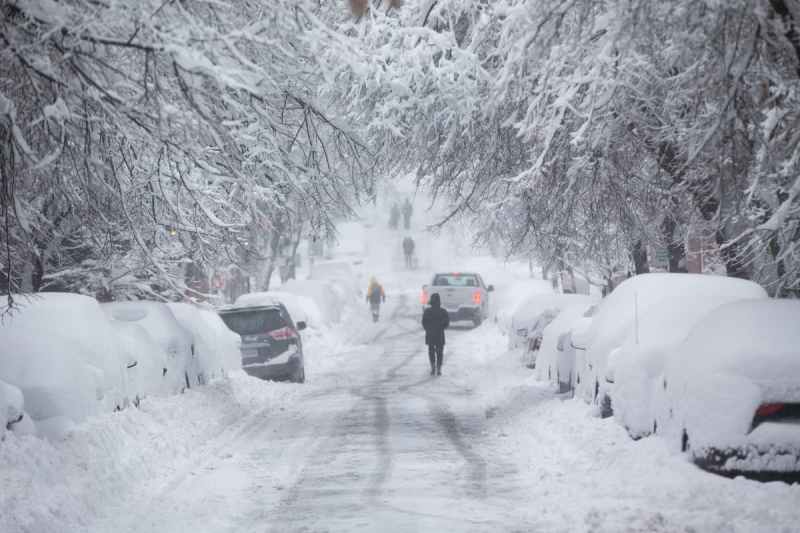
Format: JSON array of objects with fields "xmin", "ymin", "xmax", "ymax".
[{"xmin": 0, "ymin": 293, "xmax": 122, "ymax": 426}]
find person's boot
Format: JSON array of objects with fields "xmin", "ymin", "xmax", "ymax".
[
  {"xmin": 436, "ymin": 366, "xmax": 442, "ymax": 376},
  {"xmin": 430, "ymin": 367, "xmax": 435, "ymax": 376}
]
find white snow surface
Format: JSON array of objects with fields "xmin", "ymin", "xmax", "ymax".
[{"xmin": 1, "ymin": 194, "xmax": 800, "ymax": 532}]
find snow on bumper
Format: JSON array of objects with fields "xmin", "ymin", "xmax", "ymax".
[{"xmin": 693, "ymin": 422, "xmax": 800, "ymax": 473}]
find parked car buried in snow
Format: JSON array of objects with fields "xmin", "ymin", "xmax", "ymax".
[
  {"xmin": 102, "ymin": 301, "xmax": 196, "ymax": 394},
  {"xmin": 509, "ymin": 293, "xmax": 598, "ymax": 367},
  {"xmin": 534, "ymin": 302, "xmax": 597, "ymax": 393},
  {"xmin": 572, "ymin": 273, "xmax": 767, "ymax": 419},
  {"xmin": 654, "ymin": 299, "xmax": 800, "ymax": 475},
  {"xmin": 421, "ymin": 272, "xmax": 493, "ymax": 327},
  {"xmin": 218, "ymin": 300, "xmax": 307, "ymax": 383}
]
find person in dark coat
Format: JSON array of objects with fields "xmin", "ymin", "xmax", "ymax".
[{"xmin": 422, "ymin": 293, "xmax": 450, "ymax": 376}]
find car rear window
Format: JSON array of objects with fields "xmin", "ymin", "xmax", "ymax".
[
  {"xmin": 220, "ymin": 309, "xmax": 285, "ymax": 335},
  {"xmin": 432, "ymin": 274, "xmax": 479, "ymax": 287}
]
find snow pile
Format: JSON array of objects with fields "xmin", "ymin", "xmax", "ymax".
[
  {"xmin": 0, "ymin": 374, "xmax": 302, "ymax": 533},
  {"xmin": 662, "ymin": 299, "xmax": 800, "ymax": 457},
  {"xmin": 0, "ymin": 293, "xmax": 123, "ymax": 434},
  {"xmin": 482, "ymin": 277, "xmax": 553, "ymax": 334},
  {"xmin": 167, "ymin": 303, "xmax": 241, "ymax": 384},
  {"xmin": 597, "ymin": 274, "xmax": 767, "ymax": 436}
]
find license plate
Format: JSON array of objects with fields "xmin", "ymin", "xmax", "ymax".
[{"xmin": 242, "ymin": 349, "xmax": 258, "ymax": 358}]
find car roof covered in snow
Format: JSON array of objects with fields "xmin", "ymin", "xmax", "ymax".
[{"xmin": 672, "ymin": 298, "xmax": 800, "ymax": 379}]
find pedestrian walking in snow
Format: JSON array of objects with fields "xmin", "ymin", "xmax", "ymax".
[
  {"xmin": 389, "ymin": 203, "xmax": 400, "ymax": 230},
  {"xmin": 422, "ymin": 293, "xmax": 450, "ymax": 376},
  {"xmin": 401, "ymin": 199, "xmax": 413, "ymax": 230},
  {"xmin": 366, "ymin": 277, "xmax": 386, "ymax": 322},
  {"xmin": 402, "ymin": 236, "xmax": 415, "ymax": 269}
]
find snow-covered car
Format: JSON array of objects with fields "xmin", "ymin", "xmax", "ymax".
[
  {"xmin": 167, "ymin": 303, "xmax": 242, "ymax": 384},
  {"xmin": 535, "ymin": 302, "xmax": 597, "ymax": 392},
  {"xmin": 573, "ymin": 273, "xmax": 767, "ymax": 420},
  {"xmin": 281, "ymin": 279, "xmax": 344, "ymax": 325},
  {"xmin": 102, "ymin": 301, "xmax": 195, "ymax": 393},
  {"xmin": 508, "ymin": 293, "xmax": 597, "ymax": 353},
  {"xmin": 1, "ymin": 379, "xmax": 26, "ymax": 438},
  {"xmin": 218, "ymin": 300, "xmax": 307, "ymax": 383},
  {"xmin": 422, "ymin": 272, "xmax": 494, "ymax": 326},
  {"xmin": 654, "ymin": 299, "xmax": 800, "ymax": 474},
  {"xmin": 0, "ymin": 293, "xmax": 130, "ymax": 437}
]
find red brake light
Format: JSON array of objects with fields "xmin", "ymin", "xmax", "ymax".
[
  {"xmin": 268, "ymin": 327, "xmax": 295, "ymax": 341},
  {"xmin": 755, "ymin": 403, "xmax": 784, "ymax": 418},
  {"xmin": 421, "ymin": 290, "xmax": 429, "ymax": 305},
  {"xmin": 472, "ymin": 291, "xmax": 481, "ymax": 304}
]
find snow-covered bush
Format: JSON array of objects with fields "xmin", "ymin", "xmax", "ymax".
[
  {"xmin": 0, "ymin": 293, "xmax": 125, "ymax": 427},
  {"xmin": 167, "ymin": 303, "xmax": 241, "ymax": 384},
  {"xmin": 656, "ymin": 299, "xmax": 800, "ymax": 472},
  {"xmin": 102, "ymin": 302, "xmax": 194, "ymax": 393},
  {"xmin": 578, "ymin": 273, "xmax": 767, "ymax": 430}
]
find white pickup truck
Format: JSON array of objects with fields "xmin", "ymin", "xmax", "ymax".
[{"xmin": 422, "ymin": 272, "xmax": 494, "ymax": 326}]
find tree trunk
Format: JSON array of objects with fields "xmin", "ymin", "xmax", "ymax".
[
  {"xmin": 661, "ymin": 217, "xmax": 685, "ymax": 272},
  {"xmin": 632, "ymin": 240, "xmax": 650, "ymax": 275}
]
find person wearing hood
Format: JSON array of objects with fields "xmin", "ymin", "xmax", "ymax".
[{"xmin": 422, "ymin": 293, "xmax": 450, "ymax": 376}]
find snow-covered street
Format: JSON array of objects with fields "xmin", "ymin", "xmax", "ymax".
[{"xmin": 3, "ymin": 198, "xmax": 800, "ymax": 532}]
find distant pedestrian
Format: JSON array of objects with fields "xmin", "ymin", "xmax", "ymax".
[
  {"xmin": 389, "ymin": 203, "xmax": 400, "ymax": 230},
  {"xmin": 422, "ymin": 293, "xmax": 450, "ymax": 376},
  {"xmin": 402, "ymin": 236, "xmax": 415, "ymax": 269},
  {"xmin": 366, "ymin": 276, "xmax": 386, "ymax": 322},
  {"xmin": 401, "ymin": 199, "xmax": 413, "ymax": 230}
]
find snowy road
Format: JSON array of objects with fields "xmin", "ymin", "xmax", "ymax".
[{"xmin": 91, "ymin": 295, "xmax": 537, "ymax": 532}]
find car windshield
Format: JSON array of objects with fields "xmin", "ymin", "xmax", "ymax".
[
  {"xmin": 432, "ymin": 274, "xmax": 479, "ymax": 287},
  {"xmin": 220, "ymin": 309, "xmax": 285, "ymax": 336}
]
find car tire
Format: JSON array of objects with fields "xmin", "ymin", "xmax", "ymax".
[
  {"xmin": 681, "ymin": 429, "xmax": 690, "ymax": 453},
  {"xmin": 473, "ymin": 315, "xmax": 483, "ymax": 327},
  {"xmin": 292, "ymin": 366, "xmax": 306, "ymax": 384}
]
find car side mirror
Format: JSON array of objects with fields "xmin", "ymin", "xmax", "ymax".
[
  {"xmin": 296, "ymin": 321, "xmax": 307, "ymax": 331},
  {"xmin": 487, "ymin": 285, "xmax": 494, "ymax": 292}
]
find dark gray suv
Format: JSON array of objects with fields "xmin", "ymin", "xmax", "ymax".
[{"xmin": 218, "ymin": 303, "xmax": 306, "ymax": 383}]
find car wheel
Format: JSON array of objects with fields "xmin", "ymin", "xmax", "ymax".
[
  {"xmin": 473, "ymin": 315, "xmax": 482, "ymax": 327},
  {"xmin": 600, "ymin": 393, "xmax": 613, "ymax": 418},
  {"xmin": 292, "ymin": 366, "xmax": 306, "ymax": 384}
]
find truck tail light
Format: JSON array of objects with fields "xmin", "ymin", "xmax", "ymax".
[
  {"xmin": 472, "ymin": 291, "xmax": 481, "ymax": 304},
  {"xmin": 421, "ymin": 290, "xmax": 428, "ymax": 305}
]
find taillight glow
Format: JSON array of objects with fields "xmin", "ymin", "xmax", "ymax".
[
  {"xmin": 421, "ymin": 290, "xmax": 429, "ymax": 305},
  {"xmin": 755, "ymin": 403, "xmax": 784, "ymax": 418},
  {"xmin": 472, "ymin": 291, "xmax": 481, "ymax": 304},
  {"xmin": 268, "ymin": 327, "xmax": 296, "ymax": 341}
]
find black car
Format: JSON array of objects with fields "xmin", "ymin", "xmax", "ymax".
[{"xmin": 218, "ymin": 302, "xmax": 306, "ymax": 383}]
